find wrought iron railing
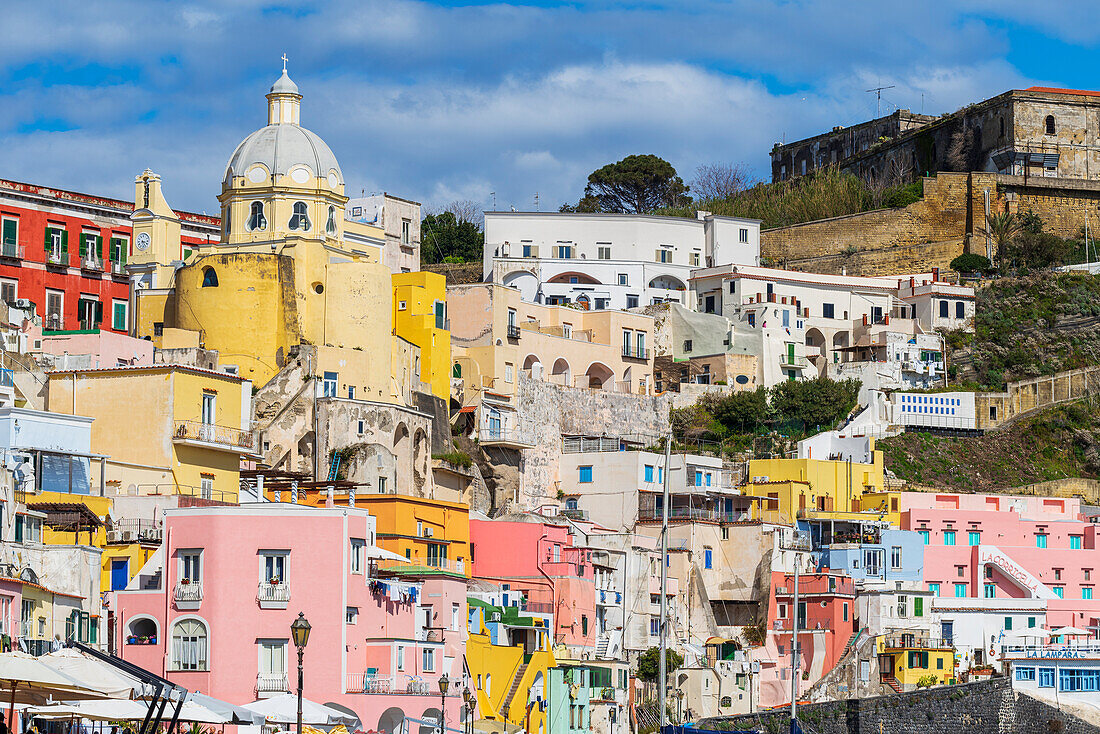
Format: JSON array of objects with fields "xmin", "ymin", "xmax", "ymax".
[
  {"xmin": 174, "ymin": 420, "xmax": 259, "ymax": 452},
  {"xmin": 0, "ymin": 244, "xmax": 25, "ymax": 260}
]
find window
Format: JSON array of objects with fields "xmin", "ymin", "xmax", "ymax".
[
  {"xmin": 1028, "ymin": 617, "xmax": 1036, "ymax": 628},
  {"xmin": 928, "ymin": 583, "xmax": 939, "ymax": 596},
  {"xmin": 451, "ymin": 603, "xmax": 461, "ymax": 631},
  {"xmin": 258, "ymin": 639, "xmax": 287, "ymax": 682},
  {"xmin": 504, "ymin": 363, "xmax": 514, "ymax": 383},
  {"xmin": 201, "ymin": 391, "xmax": 216, "ymax": 425},
  {"xmin": 171, "ymin": 619, "xmax": 208, "ymax": 671},
  {"xmin": 897, "ymin": 595, "xmax": 907, "ymax": 617},
  {"xmin": 248, "ymin": 201, "xmax": 267, "ymax": 231},
  {"xmin": 556, "ymin": 244, "xmax": 573, "ymax": 259},
  {"xmin": 1005, "ymin": 617, "xmax": 1013, "ymax": 631},
  {"xmin": 345, "ymin": 607, "xmax": 358, "ymax": 624},
  {"xmin": 622, "ymin": 329, "xmax": 633, "ymax": 356},
  {"xmin": 650, "ymin": 617, "xmax": 660, "ymax": 636},
  {"xmin": 626, "ymin": 295, "xmax": 638, "ymax": 309},
  {"xmin": 350, "ymin": 539, "xmax": 365, "ymax": 574},
  {"xmin": 954, "ymin": 583, "xmax": 966, "ymax": 597},
  {"xmin": 703, "ymin": 547, "xmax": 713, "ymax": 569},
  {"xmin": 1083, "ymin": 587, "xmax": 1093, "ymax": 600},
  {"xmin": 739, "ymin": 228, "xmax": 749, "ymax": 243},
  {"xmin": 1036, "ymin": 533, "xmax": 1047, "ymax": 548},
  {"xmin": 261, "ymin": 552, "xmax": 287, "ymax": 583},
  {"xmin": 644, "ymin": 465, "xmax": 654, "ymax": 482},
  {"xmin": 943, "ymin": 530, "xmax": 956, "ymax": 546},
  {"xmin": 939, "ymin": 300, "xmax": 948, "ymax": 318},
  {"xmin": 1015, "ymin": 666, "xmax": 1035, "ymax": 681},
  {"xmin": 0, "ymin": 217, "xmax": 17, "ymax": 250},
  {"xmin": 401, "ymin": 219, "xmax": 411, "ymax": 245},
  {"xmin": 579, "ymin": 466, "xmax": 593, "ymax": 483},
  {"xmin": 326, "ymin": 206, "xmax": 337, "ymax": 235},
  {"xmin": 1071, "ymin": 535, "xmax": 1083, "ymax": 550},
  {"xmin": 968, "ymin": 531, "xmax": 981, "ymax": 546},
  {"xmin": 955, "ymin": 301, "xmax": 964, "ymax": 319},
  {"xmin": 843, "ymin": 602, "xmax": 849, "ymax": 622},
  {"xmin": 821, "ymin": 303, "xmax": 834, "ymax": 319},
  {"xmin": 1038, "ymin": 668, "xmax": 1055, "ymax": 688},
  {"xmin": 435, "ymin": 301, "xmax": 445, "ymax": 329},
  {"xmin": 918, "ymin": 530, "xmax": 929, "ymax": 545},
  {"xmin": 1053, "ymin": 586, "xmax": 1064, "ymax": 598},
  {"xmin": 0, "ymin": 279, "xmax": 16, "ymax": 305},
  {"xmin": 202, "ymin": 267, "xmax": 219, "ymax": 287},
  {"xmin": 1060, "ymin": 668, "xmax": 1100, "ymax": 692},
  {"xmin": 655, "ymin": 248, "xmax": 672, "ymax": 263},
  {"xmin": 422, "ymin": 648, "xmax": 435, "ymax": 672},
  {"xmin": 323, "ymin": 371, "xmax": 338, "ymax": 397},
  {"xmin": 890, "ymin": 546, "xmax": 902, "ymax": 569},
  {"xmin": 289, "ymin": 201, "xmax": 311, "ymax": 231},
  {"xmin": 111, "ymin": 300, "xmax": 128, "ymax": 331},
  {"xmin": 581, "ymin": 615, "xmax": 588, "ymax": 636},
  {"xmin": 913, "ymin": 597, "xmax": 923, "ymax": 617},
  {"xmin": 200, "ymin": 475, "xmax": 213, "ymax": 500},
  {"xmin": 984, "ymin": 584, "xmax": 995, "ymax": 598},
  {"xmin": 397, "ymin": 646, "xmax": 405, "ymax": 670},
  {"xmin": 179, "ymin": 551, "xmax": 201, "ymax": 584},
  {"xmin": 1045, "ymin": 115, "xmax": 1056, "ymax": 135},
  {"xmin": 597, "ymin": 246, "xmax": 611, "ymax": 260}
]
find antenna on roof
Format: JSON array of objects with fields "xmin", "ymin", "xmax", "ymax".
[
  {"xmin": 490, "ymin": 192, "xmax": 496, "ymax": 211},
  {"xmin": 534, "ymin": 192, "xmax": 539, "ymax": 212},
  {"xmin": 866, "ymin": 85, "xmax": 896, "ymax": 117}
]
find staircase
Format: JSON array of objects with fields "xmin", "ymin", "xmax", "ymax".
[
  {"xmin": 500, "ymin": 661, "xmax": 529, "ymax": 717},
  {"xmin": 595, "ymin": 636, "xmax": 610, "ymax": 658},
  {"xmin": 883, "ymin": 676, "xmax": 902, "ymax": 694},
  {"xmin": 842, "ymin": 627, "xmax": 866, "ymax": 656},
  {"xmin": 327, "ymin": 453, "xmax": 342, "ymax": 481}
]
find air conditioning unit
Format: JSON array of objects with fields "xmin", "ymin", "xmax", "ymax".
[
  {"xmin": 121, "ymin": 530, "xmax": 135, "ymax": 542},
  {"xmin": 106, "ymin": 530, "xmax": 122, "ymax": 543}
]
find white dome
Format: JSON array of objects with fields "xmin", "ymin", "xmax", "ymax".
[{"xmin": 225, "ymin": 123, "xmax": 342, "ymax": 182}]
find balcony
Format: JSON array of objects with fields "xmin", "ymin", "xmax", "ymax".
[
  {"xmin": 80, "ymin": 254, "xmax": 105, "ymax": 272},
  {"xmin": 106, "ymin": 519, "xmax": 163, "ymax": 544},
  {"xmin": 109, "ymin": 260, "xmax": 127, "ymax": 276},
  {"xmin": 479, "ymin": 425, "xmax": 535, "ymax": 449},
  {"xmin": 622, "ymin": 346, "xmax": 651, "ymax": 361},
  {"xmin": 507, "ymin": 324, "xmax": 522, "ymax": 339},
  {"xmin": 346, "ymin": 674, "xmax": 394, "ymax": 694},
  {"xmin": 882, "ymin": 636, "xmax": 952, "ymax": 651},
  {"xmin": 0, "ymin": 243, "xmax": 25, "ymax": 260},
  {"xmin": 173, "ymin": 581, "xmax": 202, "ymax": 610},
  {"xmin": 257, "ymin": 581, "xmax": 291, "ymax": 609},
  {"xmin": 596, "ymin": 589, "xmax": 622, "ymax": 606},
  {"xmin": 559, "ymin": 508, "xmax": 589, "ymax": 521},
  {"xmin": 778, "ymin": 354, "xmax": 809, "ymax": 368},
  {"xmin": 46, "ymin": 250, "xmax": 67, "ymax": 268},
  {"xmin": 256, "ymin": 672, "xmax": 289, "ymax": 695},
  {"xmin": 373, "ymin": 557, "xmax": 467, "ymax": 577},
  {"xmin": 174, "ymin": 420, "xmax": 259, "ymax": 454}
]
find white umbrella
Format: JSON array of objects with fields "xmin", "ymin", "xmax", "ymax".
[
  {"xmin": 0, "ymin": 651, "xmax": 110, "ymax": 705},
  {"xmin": 242, "ymin": 693, "xmax": 357, "ymax": 726},
  {"xmin": 1004, "ymin": 629, "xmax": 1052, "ymax": 639},
  {"xmin": 39, "ymin": 649, "xmax": 142, "ymax": 699},
  {"xmin": 367, "ymin": 546, "xmax": 409, "ymax": 563},
  {"xmin": 186, "ymin": 692, "xmax": 266, "ymax": 725},
  {"xmin": 1051, "ymin": 626, "xmax": 1092, "ymax": 636},
  {"xmin": 28, "ymin": 700, "xmax": 148, "ymax": 721}
]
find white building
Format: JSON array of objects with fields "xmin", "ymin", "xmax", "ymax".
[
  {"xmin": 1004, "ymin": 642, "xmax": 1100, "ymax": 712},
  {"xmin": 890, "ymin": 391, "xmax": 977, "ymax": 431},
  {"xmin": 483, "ymin": 211, "xmax": 761, "ymax": 311},
  {"xmin": 344, "ymin": 194, "xmax": 421, "ymax": 274},
  {"xmin": 931, "ymin": 596, "xmax": 1048, "ymax": 671}
]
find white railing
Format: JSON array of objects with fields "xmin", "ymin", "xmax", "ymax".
[
  {"xmin": 174, "ymin": 420, "xmax": 259, "ymax": 452},
  {"xmin": 257, "ymin": 582, "xmax": 291, "ymax": 603},
  {"xmin": 1002, "ymin": 643, "xmax": 1100, "ymax": 659},
  {"xmin": 81, "ymin": 254, "xmax": 105, "ymax": 271},
  {"xmin": 173, "ymin": 582, "xmax": 202, "ymax": 603},
  {"xmin": 256, "ymin": 672, "xmax": 289, "ymax": 693}
]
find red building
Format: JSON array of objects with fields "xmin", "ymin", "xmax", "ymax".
[{"xmin": 0, "ymin": 177, "xmax": 218, "ymax": 334}]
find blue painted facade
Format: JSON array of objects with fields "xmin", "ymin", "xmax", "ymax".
[{"xmin": 806, "ymin": 521, "xmax": 925, "ymax": 584}]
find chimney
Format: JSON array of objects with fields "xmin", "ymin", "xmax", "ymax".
[{"xmin": 932, "ymin": 267, "xmax": 939, "ymax": 281}]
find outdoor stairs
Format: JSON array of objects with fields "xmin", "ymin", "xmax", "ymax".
[
  {"xmin": 596, "ymin": 636, "xmax": 610, "ymax": 658},
  {"xmin": 842, "ymin": 627, "xmax": 866, "ymax": 656},
  {"xmin": 883, "ymin": 676, "xmax": 902, "ymax": 694},
  {"xmin": 327, "ymin": 453, "xmax": 342, "ymax": 481},
  {"xmin": 501, "ymin": 661, "xmax": 529, "ymax": 717}
]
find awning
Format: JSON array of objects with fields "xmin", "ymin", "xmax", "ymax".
[
  {"xmin": 705, "ymin": 637, "xmax": 736, "ymax": 646},
  {"xmin": 457, "ymin": 406, "xmax": 476, "ymax": 414}
]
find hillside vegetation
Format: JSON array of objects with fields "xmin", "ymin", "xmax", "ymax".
[
  {"xmin": 659, "ymin": 167, "xmax": 923, "ymax": 230},
  {"xmin": 948, "ymin": 271, "xmax": 1100, "ymax": 389},
  {"xmin": 879, "ymin": 401, "xmax": 1100, "ymax": 492}
]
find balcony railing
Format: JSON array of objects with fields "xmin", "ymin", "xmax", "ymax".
[
  {"xmin": 779, "ymin": 354, "xmax": 808, "ymax": 367},
  {"xmin": 106, "ymin": 519, "xmax": 163, "ymax": 544},
  {"xmin": 559, "ymin": 508, "xmax": 589, "ymax": 521},
  {"xmin": 373, "ymin": 557, "xmax": 467, "ymax": 575},
  {"xmin": 772, "ymin": 620, "xmax": 832, "ymax": 632},
  {"xmin": 257, "ymin": 581, "xmax": 291, "ymax": 605},
  {"xmin": 883, "ymin": 636, "xmax": 952, "ymax": 650},
  {"xmin": 507, "ymin": 324, "xmax": 522, "ymax": 339},
  {"xmin": 46, "ymin": 250, "xmax": 67, "ymax": 267},
  {"xmin": 622, "ymin": 346, "xmax": 651, "ymax": 360},
  {"xmin": 346, "ymin": 674, "xmax": 393, "ymax": 694},
  {"xmin": 1001, "ymin": 643, "xmax": 1100, "ymax": 659},
  {"xmin": 0, "ymin": 244, "xmax": 25, "ymax": 260},
  {"xmin": 480, "ymin": 426, "xmax": 535, "ymax": 448},
  {"xmin": 522, "ymin": 601, "xmax": 554, "ymax": 615},
  {"xmin": 109, "ymin": 260, "xmax": 127, "ymax": 275},
  {"xmin": 0, "ymin": 369, "xmax": 13, "ymax": 389},
  {"xmin": 256, "ymin": 673, "xmax": 289, "ymax": 693},
  {"xmin": 174, "ymin": 420, "xmax": 259, "ymax": 453},
  {"xmin": 173, "ymin": 581, "xmax": 203, "ymax": 603},
  {"xmin": 81, "ymin": 255, "xmax": 105, "ymax": 272}
]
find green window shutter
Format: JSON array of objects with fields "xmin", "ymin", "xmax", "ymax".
[
  {"xmin": 121, "ymin": 240, "xmax": 127, "ymax": 264},
  {"xmin": 1, "ymin": 220, "xmax": 15, "ymax": 246},
  {"xmin": 61, "ymin": 229, "xmax": 68, "ymax": 255},
  {"xmin": 96, "ymin": 235, "xmax": 104, "ymax": 258},
  {"xmin": 94, "ymin": 301, "xmax": 103, "ymax": 324},
  {"xmin": 79, "ymin": 234, "xmax": 87, "ymax": 258},
  {"xmin": 44, "ymin": 227, "xmax": 51, "ymax": 249}
]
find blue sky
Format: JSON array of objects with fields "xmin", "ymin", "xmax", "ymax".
[{"xmin": 1, "ymin": 0, "xmax": 1098, "ymax": 215}]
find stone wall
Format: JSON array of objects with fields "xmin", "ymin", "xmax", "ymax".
[
  {"xmin": 975, "ymin": 365, "xmax": 1100, "ymax": 430},
  {"xmin": 696, "ymin": 677, "xmax": 1100, "ymax": 734},
  {"xmin": 489, "ymin": 375, "xmax": 672, "ymax": 510}
]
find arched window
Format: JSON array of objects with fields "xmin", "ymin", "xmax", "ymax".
[
  {"xmin": 1046, "ymin": 115, "xmax": 1056, "ymax": 135},
  {"xmin": 170, "ymin": 618, "xmax": 208, "ymax": 671},
  {"xmin": 565, "ymin": 498, "xmax": 578, "ymax": 510},
  {"xmin": 202, "ymin": 268, "xmax": 219, "ymax": 288},
  {"xmin": 247, "ymin": 201, "xmax": 267, "ymax": 231},
  {"xmin": 326, "ymin": 205, "xmax": 337, "ymax": 235},
  {"xmin": 289, "ymin": 201, "xmax": 311, "ymax": 231}
]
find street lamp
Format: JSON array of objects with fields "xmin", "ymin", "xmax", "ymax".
[
  {"xmin": 438, "ymin": 673, "xmax": 449, "ymax": 734},
  {"xmin": 676, "ymin": 689, "xmax": 684, "ymax": 724},
  {"xmin": 462, "ymin": 687, "xmax": 473, "ymax": 734},
  {"xmin": 291, "ymin": 612, "xmax": 312, "ymax": 734}
]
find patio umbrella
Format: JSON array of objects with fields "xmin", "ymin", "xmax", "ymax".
[
  {"xmin": 242, "ymin": 693, "xmax": 358, "ymax": 726},
  {"xmin": 39, "ymin": 649, "xmax": 143, "ymax": 699},
  {"xmin": 1051, "ymin": 626, "xmax": 1092, "ymax": 637},
  {"xmin": 186, "ymin": 691, "xmax": 266, "ymax": 725},
  {"xmin": 367, "ymin": 546, "xmax": 409, "ymax": 562},
  {"xmin": 1004, "ymin": 629, "xmax": 1052, "ymax": 639},
  {"xmin": 0, "ymin": 651, "xmax": 111, "ymax": 729},
  {"xmin": 28, "ymin": 700, "xmax": 149, "ymax": 721}
]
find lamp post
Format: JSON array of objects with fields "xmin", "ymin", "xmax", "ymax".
[
  {"xmin": 291, "ymin": 612, "xmax": 312, "ymax": 734},
  {"xmin": 676, "ymin": 689, "xmax": 684, "ymax": 724},
  {"xmin": 438, "ymin": 673, "xmax": 449, "ymax": 734},
  {"xmin": 462, "ymin": 686, "xmax": 473, "ymax": 734}
]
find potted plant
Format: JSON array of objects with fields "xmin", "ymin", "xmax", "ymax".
[
  {"xmin": 127, "ymin": 635, "xmax": 138, "ymax": 645},
  {"xmin": 269, "ymin": 577, "xmax": 280, "ymax": 585}
]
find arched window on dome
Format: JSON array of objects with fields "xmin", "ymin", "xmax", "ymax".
[
  {"xmin": 202, "ymin": 268, "xmax": 219, "ymax": 288},
  {"xmin": 247, "ymin": 201, "xmax": 267, "ymax": 232},
  {"xmin": 289, "ymin": 202, "xmax": 311, "ymax": 232},
  {"xmin": 326, "ymin": 206, "xmax": 337, "ymax": 236}
]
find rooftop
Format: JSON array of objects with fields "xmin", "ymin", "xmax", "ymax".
[{"xmin": 0, "ymin": 177, "xmax": 220, "ymax": 226}]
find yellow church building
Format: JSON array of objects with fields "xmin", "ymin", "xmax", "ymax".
[{"xmin": 129, "ymin": 67, "xmax": 449, "ymax": 401}]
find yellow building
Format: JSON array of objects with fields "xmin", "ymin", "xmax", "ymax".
[
  {"xmin": 131, "ymin": 68, "xmax": 415, "ymax": 399},
  {"xmin": 392, "ymin": 272, "xmax": 451, "ymax": 400},
  {"xmin": 362, "ymin": 494, "xmax": 470, "ymax": 577},
  {"xmin": 858, "ymin": 490, "xmax": 905, "ymax": 526},
  {"xmin": 46, "ymin": 365, "xmax": 255, "ymax": 502},
  {"xmin": 745, "ymin": 448, "xmax": 885, "ymax": 522},
  {"xmin": 466, "ymin": 598, "xmax": 555, "ymax": 732},
  {"xmin": 876, "ymin": 635, "xmax": 955, "ymax": 688}
]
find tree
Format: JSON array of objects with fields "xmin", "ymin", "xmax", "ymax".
[
  {"xmin": 769, "ymin": 376, "xmax": 861, "ymax": 430},
  {"xmin": 636, "ymin": 647, "xmax": 683, "ymax": 682},
  {"xmin": 420, "ymin": 203, "xmax": 484, "ymax": 265},
  {"xmin": 980, "ymin": 211, "xmax": 1025, "ymax": 267},
  {"xmin": 701, "ymin": 387, "xmax": 769, "ymax": 434},
  {"xmin": 691, "ymin": 163, "xmax": 753, "ymax": 202},
  {"xmin": 949, "ymin": 253, "xmax": 993, "ymax": 273},
  {"xmin": 566, "ymin": 155, "xmax": 690, "ymax": 213}
]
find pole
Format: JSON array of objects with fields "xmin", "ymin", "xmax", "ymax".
[
  {"xmin": 440, "ymin": 685, "xmax": 446, "ymax": 734},
  {"xmin": 297, "ymin": 644, "xmax": 304, "ymax": 734},
  {"xmin": 790, "ymin": 548, "xmax": 800, "ymax": 732},
  {"xmin": 659, "ymin": 430, "xmax": 672, "ymax": 729}
]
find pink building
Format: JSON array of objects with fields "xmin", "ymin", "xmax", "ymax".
[
  {"xmin": 757, "ymin": 571, "xmax": 856, "ymax": 707},
  {"xmin": 470, "ymin": 516, "xmax": 597, "ymax": 653},
  {"xmin": 115, "ymin": 504, "xmax": 465, "ymax": 734},
  {"xmin": 899, "ymin": 492, "xmax": 1100, "ymax": 631},
  {"xmin": 41, "ymin": 329, "xmax": 153, "ymax": 368}
]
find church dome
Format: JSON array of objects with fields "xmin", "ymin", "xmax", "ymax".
[
  {"xmin": 225, "ymin": 123, "xmax": 341, "ymax": 181},
  {"xmin": 224, "ymin": 68, "xmax": 342, "ymax": 184}
]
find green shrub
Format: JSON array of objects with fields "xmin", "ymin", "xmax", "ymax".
[
  {"xmin": 916, "ymin": 674, "xmax": 938, "ymax": 688},
  {"xmin": 432, "ymin": 451, "xmax": 473, "ymax": 468},
  {"xmin": 950, "ymin": 252, "xmax": 992, "ymax": 272}
]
